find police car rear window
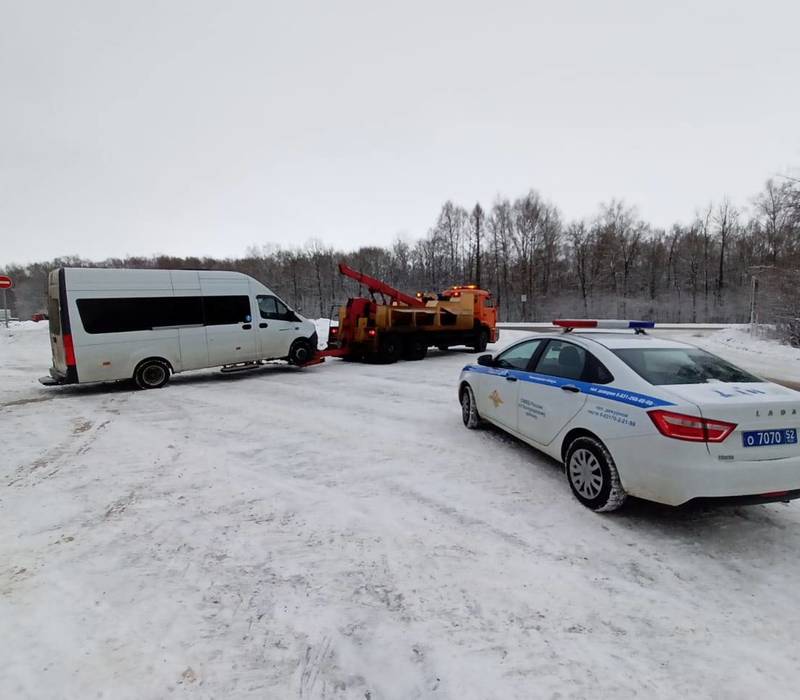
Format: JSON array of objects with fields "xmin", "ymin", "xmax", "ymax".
[{"xmin": 612, "ymin": 348, "xmax": 761, "ymax": 385}]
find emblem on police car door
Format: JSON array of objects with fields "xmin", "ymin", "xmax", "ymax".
[{"xmin": 489, "ymin": 390, "xmax": 503, "ymax": 408}]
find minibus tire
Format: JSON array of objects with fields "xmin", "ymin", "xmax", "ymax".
[
  {"xmin": 288, "ymin": 339, "xmax": 314, "ymax": 366},
  {"xmin": 133, "ymin": 359, "xmax": 171, "ymax": 390}
]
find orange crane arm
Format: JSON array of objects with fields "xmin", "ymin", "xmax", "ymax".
[{"xmin": 338, "ymin": 263, "xmax": 425, "ymax": 308}]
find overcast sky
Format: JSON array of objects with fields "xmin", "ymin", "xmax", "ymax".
[{"xmin": 1, "ymin": 0, "xmax": 798, "ymax": 266}]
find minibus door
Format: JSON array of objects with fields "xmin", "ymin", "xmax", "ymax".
[
  {"xmin": 204, "ymin": 295, "xmax": 258, "ymax": 366},
  {"xmin": 47, "ymin": 270, "xmax": 67, "ymax": 375},
  {"xmin": 255, "ymin": 295, "xmax": 299, "ymax": 360}
]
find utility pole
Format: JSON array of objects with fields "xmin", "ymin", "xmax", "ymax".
[
  {"xmin": 748, "ymin": 265, "xmax": 774, "ymax": 337},
  {"xmin": 749, "ymin": 275, "xmax": 758, "ymax": 336}
]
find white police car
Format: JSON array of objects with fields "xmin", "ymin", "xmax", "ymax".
[{"xmin": 458, "ymin": 320, "xmax": 800, "ymax": 511}]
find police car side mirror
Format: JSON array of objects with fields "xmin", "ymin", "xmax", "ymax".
[{"xmin": 477, "ymin": 354, "xmax": 494, "ymax": 367}]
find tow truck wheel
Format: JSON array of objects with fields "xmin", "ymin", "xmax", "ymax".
[
  {"xmin": 460, "ymin": 384, "xmax": 481, "ymax": 429},
  {"xmin": 565, "ymin": 436, "xmax": 627, "ymax": 512},
  {"xmin": 288, "ymin": 339, "xmax": 314, "ymax": 366},
  {"xmin": 133, "ymin": 359, "xmax": 170, "ymax": 390},
  {"xmin": 471, "ymin": 328, "xmax": 489, "ymax": 353},
  {"xmin": 402, "ymin": 337, "xmax": 428, "ymax": 361},
  {"xmin": 377, "ymin": 335, "xmax": 402, "ymax": 364}
]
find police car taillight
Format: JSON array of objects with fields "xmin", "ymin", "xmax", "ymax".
[{"xmin": 648, "ymin": 409, "xmax": 736, "ymax": 443}]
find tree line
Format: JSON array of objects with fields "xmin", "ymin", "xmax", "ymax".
[{"xmin": 3, "ymin": 176, "xmax": 799, "ymax": 331}]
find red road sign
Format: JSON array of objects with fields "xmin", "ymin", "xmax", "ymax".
[{"xmin": 0, "ymin": 276, "xmax": 12, "ymax": 289}]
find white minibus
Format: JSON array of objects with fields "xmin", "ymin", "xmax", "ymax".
[{"xmin": 41, "ymin": 268, "xmax": 318, "ymax": 389}]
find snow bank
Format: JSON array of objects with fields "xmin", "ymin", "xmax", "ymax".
[
  {"xmin": 1, "ymin": 319, "xmax": 46, "ymax": 331},
  {"xmin": 312, "ymin": 317, "xmax": 330, "ymax": 349}
]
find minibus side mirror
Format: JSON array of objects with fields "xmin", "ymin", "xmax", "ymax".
[{"xmin": 477, "ymin": 354, "xmax": 494, "ymax": 367}]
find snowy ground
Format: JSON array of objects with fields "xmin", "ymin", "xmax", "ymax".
[{"xmin": 2, "ymin": 322, "xmax": 800, "ymax": 699}]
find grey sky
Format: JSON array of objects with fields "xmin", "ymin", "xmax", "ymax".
[{"xmin": 1, "ymin": 0, "xmax": 798, "ymax": 265}]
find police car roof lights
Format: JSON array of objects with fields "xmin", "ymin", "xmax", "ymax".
[{"xmin": 553, "ymin": 319, "xmax": 655, "ymax": 333}]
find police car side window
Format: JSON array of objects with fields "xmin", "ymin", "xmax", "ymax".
[
  {"xmin": 583, "ymin": 353, "xmax": 614, "ymax": 384},
  {"xmin": 495, "ymin": 339, "xmax": 542, "ymax": 371},
  {"xmin": 534, "ymin": 341, "xmax": 614, "ymax": 383},
  {"xmin": 534, "ymin": 340, "xmax": 587, "ymax": 381}
]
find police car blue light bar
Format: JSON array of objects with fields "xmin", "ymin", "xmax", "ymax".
[{"xmin": 553, "ymin": 319, "xmax": 656, "ymax": 330}]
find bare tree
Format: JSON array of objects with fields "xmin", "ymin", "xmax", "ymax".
[
  {"xmin": 470, "ymin": 203, "xmax": 484, "ymax": 287},
  {"xmin": 714, "ymin": 198, "xmax": 738, "ymax": 296}
]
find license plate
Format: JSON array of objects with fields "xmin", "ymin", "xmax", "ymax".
[{"xmin": 742, "ymin": 428, "xmax": 798, "ymax": 447}]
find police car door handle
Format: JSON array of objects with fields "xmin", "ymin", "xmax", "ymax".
[
  {"xmin": 259, "ymin": 322, "xmax": 268, "ymax": 328},
  {"xmin": 506, "ymin": 376, "xmax": 517, "ymax": 382},
  {"xmin": 561, "ymin": 384, "xmax": 580, "ymax": 393}
]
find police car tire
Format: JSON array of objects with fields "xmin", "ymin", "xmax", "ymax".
[
  {"xmin": 565, "ymin": 436, "xmax": 627, "ymax": 512},
  {"xmin": 460, "ymin": 384, "xmax": 481, "ymax": 429},
  {"xmin": 133, "ymin": 359, "xmax": 170, "ymax": 390}
]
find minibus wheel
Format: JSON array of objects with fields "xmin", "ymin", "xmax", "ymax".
[
  {"xmin": 288, "ymin": 339, "xmax": 314, "ymax": 366},
  {"xmin": 134, "ymin": 359, "xmax": 171, "ymax": 389}
]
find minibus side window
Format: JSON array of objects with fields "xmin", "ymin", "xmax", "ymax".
[
  {"xmin": 77, "ymin": 296, "xmax": 252, "ymax": 333},
  {"xmin": 202, "ymin": 296, "xmax": 251, "ymax": 326},
  {"xmin": 77, "ymin": 297, "xmax": 203, "ymax": 333},
  {"xmin": 258, "ymin": 295, "xmax": 293, "ymax": 321},
  {"xmin": 258, "ymin": 296, "xmax": 278, "ymax": 319}
]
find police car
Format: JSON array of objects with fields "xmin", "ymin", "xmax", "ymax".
[{"xmin": 458, "ymin": 320, "xmax": 800, "ymax": 511}]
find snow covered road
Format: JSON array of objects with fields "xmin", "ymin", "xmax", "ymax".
[{"xmin": 2, "ymin": 323, "xmax": 800, "ymax": 699}]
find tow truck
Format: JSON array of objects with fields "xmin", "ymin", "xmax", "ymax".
[{"xmin": 321, "ymin": 263, "xmax": 498, "ymax": 363}]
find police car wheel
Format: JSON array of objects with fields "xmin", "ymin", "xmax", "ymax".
[
  {"xmin": 565, "ymin": 436, "xmax": 626, "ymax": 512},
  {"xmin": 460, "ymin": 384, "xmax": 481, "ymax": 429},
  {"xmin": 134, "ymin": 359, "xmax": 170, "ymax": 390}
]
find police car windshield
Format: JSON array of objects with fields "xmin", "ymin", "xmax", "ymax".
[{"xmin": 612, "ymin": 348, "xmax": 761, "ymax": 385}]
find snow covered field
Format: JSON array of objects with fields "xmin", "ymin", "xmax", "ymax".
[{"xmin": 2, "ymin": 322, "xmax": 800, "ymax": 699}]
